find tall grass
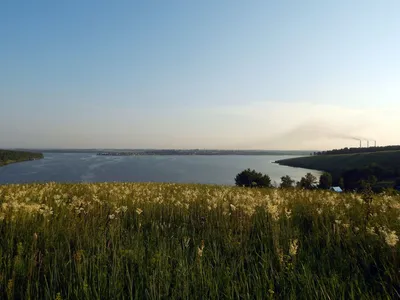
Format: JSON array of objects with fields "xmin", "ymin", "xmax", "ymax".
[{"xmin": 0, "ymin": 182, "xmax": 399, "ymax": 299}]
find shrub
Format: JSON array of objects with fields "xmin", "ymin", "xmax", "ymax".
[{"xmin": 235, "ymin": 169, "xmax": 271, "ymax": 188}]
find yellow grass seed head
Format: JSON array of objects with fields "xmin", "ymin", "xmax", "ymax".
[{"xmin": 289, "ymin": 239, "xmax": 299, "ymax": 256}]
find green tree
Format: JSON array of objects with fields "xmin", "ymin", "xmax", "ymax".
[
  {"xmin": 280, "ymin": 175, "xmax": 295, "ymax": 188},
  {"xmin": 298, "ymin": 173, "xmax": 318, "ymax": 190},
  {"xmin": 319, "ymin": 172, "xmax": 332, "ymax": 189},
  {"xmin": 338, "ymin": 177, "xmax": 345, "ymax": 190},
  {"xmin": 235, "ymin": 169, "xmax": 272, "ymax": 188}
]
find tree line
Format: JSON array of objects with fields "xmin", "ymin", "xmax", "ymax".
[
  {"xmin": 234, "ymin": 169, "xmax": 333, "ymax": 190},
  {"xmin": 0, "ymin": 150, "xmax": 43, "ymax": 166},
  {"xmin": 314, "ymin": 145, "xmax": 400, "ymax": 156},
  {"xmin": 235, "ymin": 168, "xmax": 400, "ymax": 193}
]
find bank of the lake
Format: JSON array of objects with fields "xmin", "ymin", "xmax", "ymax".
[
  {"xmin": 0, "ymin": 150, "xmax": 43, "ymax": 167},
  {"xmin": 276, "ymin": 150, "xmax": 400, "ymax": 187}
]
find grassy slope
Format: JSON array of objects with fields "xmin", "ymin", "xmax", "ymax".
[
  {"xmin": 277, "ymin": 150, "xmax": 400, "ymax": 179},
  {"xmin": 0, "ymin": 182, "xmax": 399, "ymax": 299}
]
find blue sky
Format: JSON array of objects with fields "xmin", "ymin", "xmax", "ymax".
[{"xmin": 1, "ymin": 0, "xmax": 399, "ymax": 149}]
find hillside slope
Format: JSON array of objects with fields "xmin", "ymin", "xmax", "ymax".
[{"xmin": 276, "ymin": 150, "xmax": 400, "ymax": 179}]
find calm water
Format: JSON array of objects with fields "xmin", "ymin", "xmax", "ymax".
[{"xmin": 0, "ymin": 153, "xmax": 321, "ymax": 185}]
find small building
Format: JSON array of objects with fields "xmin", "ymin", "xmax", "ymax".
[{"xmin": 330, "ymin": 186, "xmax": 343, "ymax": 193}]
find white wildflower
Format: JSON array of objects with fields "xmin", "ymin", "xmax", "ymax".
[
  {"xmin": 289, "ymin": 239, "xmax": 299, "ymax": 256},
  {"xmin": 136, "ymin": 208, "xmax": 143, "ymax": 215},
  {"xmin": 379, "ymin": 226, "xmax": 399, "ymax": 247}
]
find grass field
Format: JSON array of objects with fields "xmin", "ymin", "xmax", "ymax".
[
  {"xmin": 276, "ymin": 150, "xmax": 400, "ymax": 179},
  {"xmin": 0, "ymin": 182, "xmax": 399, "ymax": 299}
]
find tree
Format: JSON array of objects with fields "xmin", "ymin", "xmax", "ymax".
[
  {"xmin": 298, "ymin": 173, "xmax": 318, "ymax": 190},
  {"xmin": 235, "ymin": 169, "xmax": 272, "ymax": 188},
  {"xmin": 319, "ymin": 172, "xmax": 332, "ymax": 189},
  {"xmin": 280, "ymin": 175, "xmax": 295, "ymax": 188},
  {"xmin": 338, "ymin": 177, "xmax": 345, "ymax": 190}
]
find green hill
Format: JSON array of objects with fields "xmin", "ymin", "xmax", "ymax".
[
  {"xmin": 0, "ymin": 149, "xmax": 43, "ymax": 167},
  {"xmin": 277, "ymin": 150, "xmax": 400, "ymax": 183}
]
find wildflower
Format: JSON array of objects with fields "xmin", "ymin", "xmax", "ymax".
[
  {"xmin": 366, "ymin": 226, "xmax": 377, "ymax": 236},
  {"xmin": 335, "ymin": 219, "xmax": 342, "ymax": 225},
  {"xmin": 276, "ymin": 248, "xmax": 284, "ymax": 265},
  {"xmin": 197, "ymin": 240, "xmax": 205, "ymax": 257},
  {"xmin": 73, "ymin": 250, "xmax": 84, "ymax": 263},
  {"xmin": 136, "ymin": 208, "xmax": 143, "ymax": 215},
  {"xmin": 316, "ymin": 208, "xmax": 323, "ymax": 215},
  {"xmin": 379, "ymin": 227, "xmax": 399, "ymax": 247},
  {"xmin": 268, "ymin": 289, "xmax": 275, "ymax": 295},
  {"xmin": 121, "ymin": 206, "xmax": 128, "ymax": 213},
  {"xmin": 285, "ymin": 208, "xmax": 292, "ymax": 219},
  {"xmin": 230, "ymin": 204, "xmax": 237, "ymax": 211},
  {"xmin": 108, "ymin": 214, "xmax": 116, "ymax": 220},
  {"xmin": 289, "ymin": 239, "xmax": 299, "ymax": 256},
  {"xmin": 266, "ymin": 203, "xmax": 280, "ymax": 221}
]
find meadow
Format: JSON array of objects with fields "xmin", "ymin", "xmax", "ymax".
[{"xmin": 0, "ymin": 182, "xmax": 399, "ymax": 299}]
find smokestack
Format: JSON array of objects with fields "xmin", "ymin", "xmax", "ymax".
[
  {"xmin": 374, "ymin": 140, "xmax": 377, "ymax": 147},
  {"xmin": 367, "ymin": 140, "xmax": 369, "ymax": 147},
  {"xmin": 359, "ymin": 140, "xmax": 362, "ymax": 148}
]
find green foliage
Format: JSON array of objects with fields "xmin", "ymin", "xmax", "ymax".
[
  {"xmin": 338, "ymin": 177, "xmax": 345, "ymax": 189},
  {"xmin": 319, "ymin": 172, "xmax": 332, "ymax": 189},
  {"xmin": 278, "ymin": 150, "xmax": 400, "ymax": 180},
  {"xmin": 278, "ymin": 151, "xmax": 400, "ymax": 192},
  {"xmin": 298, "ymin": 173, "xmax": 317, "ymax": 190},
  {"xmin": 0, "ymin": 150, "xmax": 43, "ymax": 166},
  {"xmin": 234, "ymin": 169, "xmax": 271, "ymax": 188},
  {"xmin": 0, "ymin": 182, "xmax": 399, "ymax": 299},
  {"xmin": 280, "ymin": 175, "xmax": 295, "ymax": 188}
]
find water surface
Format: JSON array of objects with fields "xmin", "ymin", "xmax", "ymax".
[{"xmin": 0, "ymin": 153, "xmax": 321, "ymax": 185}]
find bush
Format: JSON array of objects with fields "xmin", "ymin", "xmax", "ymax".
[
  {"xmin": 298, "ymin": 173, "xmax": 318, "ymax": 190},
  {"xmin": 319, "ymin": 172, "xmax": 332, "ymax": 189},
  {"xmin": 280, "ymin": 175, "xmax": 295, "ymax": 188},
  {"xmin": 235, "ymin": 169, "xmax": 271, "ymax": 188}
]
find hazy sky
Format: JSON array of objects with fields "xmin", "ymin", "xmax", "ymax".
[{"xmin": 1, "ymin": 0, "xmax": 399, "ymax": 150}]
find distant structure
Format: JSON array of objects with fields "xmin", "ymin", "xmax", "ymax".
[
  {"xmin": 330, "ymin": 186, "xmax": 343, "ymax": 193},
  {"xmin": 358, "ymin": 139, "xmax": 377, "ymax": 148}
]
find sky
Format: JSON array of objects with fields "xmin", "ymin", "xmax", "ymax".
[{"xmin": 1, "ymin": 0, "xmax": 399, "ymax": 150}]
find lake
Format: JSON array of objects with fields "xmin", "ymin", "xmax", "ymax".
[{"xmin": 0, "ymin": 153, "xmax": 321, "ymax": 185}]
